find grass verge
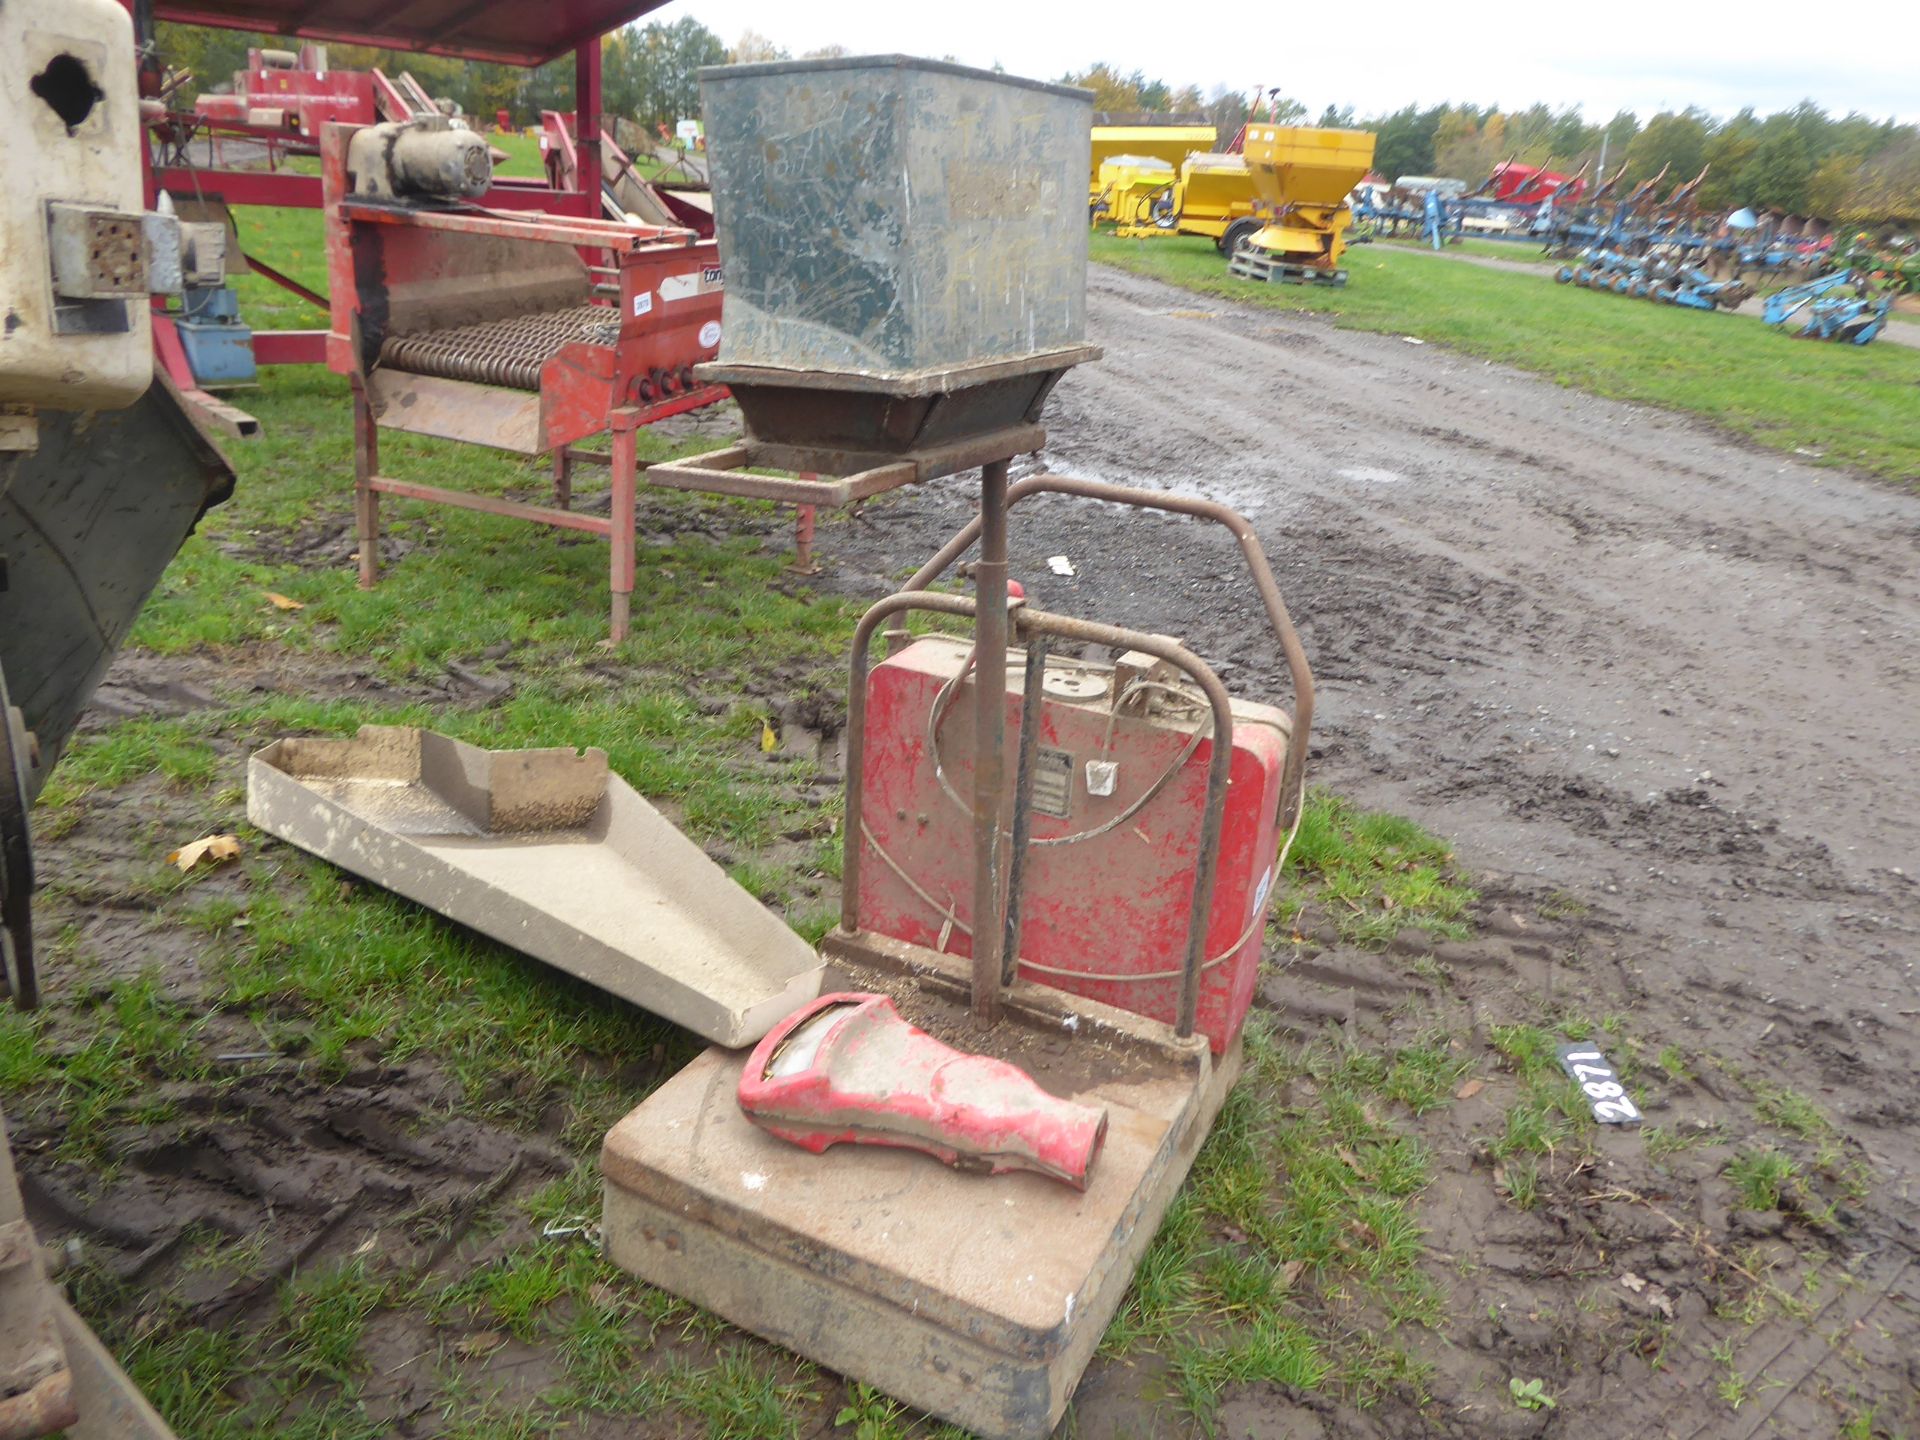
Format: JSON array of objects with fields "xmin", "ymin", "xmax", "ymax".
[{"xmin": 1091, "ymin": 233, "xmax": 1920, "ymax": 486}]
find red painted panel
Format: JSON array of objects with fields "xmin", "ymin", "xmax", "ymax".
[
  {"xmin": 858, "ymin": 639, "xmax": 1289, "ymax": 1053},
  {"xmin": 252, "ymin": 330, "xmax": 328, "ymax": 366}
]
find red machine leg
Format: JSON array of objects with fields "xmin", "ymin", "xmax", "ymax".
[
  {"xmin": 609, "ymin": 411, "xmax": 638, "ymax": 643},
  {"xmin": 353, "ymin": 381, "xmax": 380, "ymax": 589}
]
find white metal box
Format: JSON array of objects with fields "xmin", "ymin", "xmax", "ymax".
[{"xmin": 0, "ymin": 0, "xmax": 151, "ymax": 412}]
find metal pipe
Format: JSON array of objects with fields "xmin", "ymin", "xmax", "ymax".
[
  {"xmin": 842, "ymin": 592, "xmax": 979, "ymax": 935},
  {"xmin": 894, "ymin": 473, "xmax": 1314, "ymax": 828},
  {"xmin": 841, "ymin": 593, "xmax": 1234, "ymax": 1041},
  {"xmin": 1002, "ymin": 633, "xmax": 1049, "ymax": 985},
  {"xmin": 971, "ymin": 461, "xmax": 1011, "ymax": 1022}
]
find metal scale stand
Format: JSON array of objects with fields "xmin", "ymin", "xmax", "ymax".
[
  {"xmin": 598, "ymin": 54, "xmax": 1313, "ymax": 1440},
  {"xmin": 604, "ymin": 353, "xmax": 1315, "ymax": 1440}
]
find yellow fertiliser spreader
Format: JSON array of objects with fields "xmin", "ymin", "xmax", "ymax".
[
  {"xmin": 1089, "ymin": 124, "xmax": 1215, "ymax": 220},
  {"xmin": 1097, "ymin": 155, "xmax": 1179, "ymax": 230},
  {"xmin": 1229, "ymin": 126, "xmax": 1377, "ymax": 286},
  {"xmin": 1112, "ymin": 152, "xmax": 1260, "ymax": 250}
]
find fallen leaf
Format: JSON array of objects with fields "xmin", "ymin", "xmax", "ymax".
[
  {"xmin": 457, "ymin": 1330, "xmax": 506, "ymax": 1358},
  {"xmin": 1455, "ymin": 1078, "xmax": 1485, "ymax": 1100},
  {"xmin": 166, "ymin": 834, "xmax": 241, "ymax": 872},
  {"xmin": 759, "ymin": 719, "xmax": 779, "ymax": 753},
  {"xmin": 1279, "ymin": 1259, "xmax": 1305, "ymax": 1288},
  {"xmin": 1492, "ymin": 1163, "xmax": 1509, "ymax": 1195},
  {"xmin": 1621, "ymin": 1272, "xmax": 1647, "ymax": 1294},
  {"xmin": 263, "ymin": 591, "xmax": 305, "ymax": 611}
]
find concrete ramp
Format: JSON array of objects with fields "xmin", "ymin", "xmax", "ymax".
[{"xmin": 248, "ymin": 725, "xmax": 824, "ymax": 1045}]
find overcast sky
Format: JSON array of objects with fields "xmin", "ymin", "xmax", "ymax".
[{"xmin": 678, "ymin": 2, "xmax": 1920, "ymax": 125}]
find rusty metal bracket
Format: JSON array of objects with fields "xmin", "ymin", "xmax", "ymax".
[{"xmin": 644, "ymin": 449, "xmax": 914, "ymax": 508}]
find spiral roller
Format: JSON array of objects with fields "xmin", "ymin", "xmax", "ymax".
[{"xmin": 377, "ymin": 306, "xmax": 624, "ymax": 391}]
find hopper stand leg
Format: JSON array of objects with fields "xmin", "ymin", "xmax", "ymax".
[
  {"xmin": 792, "ymin": 502, "xmax": 817, "ymax": 574},
  {"xmin": 353, "ymin": 380, "xmax": 380, "ymax": 590},
  {"xmin": 553, "ymin": 447, "xmax": 573, "ymax": 511},
  {"xmin": 971, "ymin": 460, "xmax": 1011, "ymax": 1022},
  {"xmin": 610, "ymin": 410, "xmax": 639, "ymax": 644}
]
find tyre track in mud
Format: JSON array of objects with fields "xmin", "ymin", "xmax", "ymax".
[{"xmin": 836, "ymin": 261, "xmax": 1920, "ymax": 1172}]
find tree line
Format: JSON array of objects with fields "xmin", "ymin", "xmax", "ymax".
[{"xmin": 152, "ymin": 20, "xmax": 1918, "ymax": 223}]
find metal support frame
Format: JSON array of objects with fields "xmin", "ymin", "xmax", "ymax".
[
  {"xmin": 353, "ymin": 386, "xmax": 650, "ymax": 641},
  {"xmin": 840, "ymin": 469, "xmax": 1318, "ymax": 1036},
  {"xmin": 575, "ymin": 41, "xmax": 603, "ymax": 220},
  {"xmin": 970, "ymin": 461, "xmax": 1011, "ymax": 1019},
  {"xmin": 1003, "ymin": 634, "xmax": 1049, "ymax": 983}
]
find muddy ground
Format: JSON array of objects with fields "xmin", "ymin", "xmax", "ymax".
[
  {"xmin": 17, "ymin": 264, "xmax": 1920, "ymax": 1437},
  {"xmin": 825, "ymin": 266, "xmax": 1920, "ymax": 1434}
]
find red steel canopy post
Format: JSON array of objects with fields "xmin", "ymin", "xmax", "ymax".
[{"xmin": 576, "ymin": 41, "xmax": 603, "ymax": 217}]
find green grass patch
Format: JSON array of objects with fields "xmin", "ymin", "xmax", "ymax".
[
  {"xmin": 36, "ymin": 716, "xmax": 222, "ymax": 805},
  {"xmin": 1092, "ymin": 233, "xmax": 1920, "ymax": 485},
  {"xmin": 1753, "ymin": 1082, "xmax": 1830, "ymax": 1139},
  {"xmin": 1485, "ymin": 1024, "xmax": 1596, "ymax": 1168},
  {"xmin": 1371, "ymin": 233, "xmax": 1561, "ymax": 267},
  {"xmin": 279, "ymin": 1256, "xmax": 388, "ymax": 1382},
  {"xmin": 1282, "ymin": 791, "xmax": 1475, "ymax": 946},
  {"xmin": 1727, "ymin": 1147, "xmax": 1800, "ymax": 1212},
  {"xmin": 1101, "ymin": 1020, "xmax": 1447, "ymax": 1424}
]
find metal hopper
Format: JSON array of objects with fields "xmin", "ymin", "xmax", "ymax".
[{"xmin": 648, "ymin": 56, "xmax": 1098, "ymax": 499}]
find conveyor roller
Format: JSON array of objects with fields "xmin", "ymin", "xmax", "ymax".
[{"xmin": 377, "ymin": 305, "xmax": 622, "ymax": 390}]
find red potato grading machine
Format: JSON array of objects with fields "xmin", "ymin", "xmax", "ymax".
[
  {"xmin": 191, "ymin": 44, "xmax": 378, "ymax": 141},
  {"xmin": 321, "ymin": 116, "xmax": 727, "ymax": 640},
  {"xmin": 123, "ymin": 0, "xmax": 687, "ymax": 434}
]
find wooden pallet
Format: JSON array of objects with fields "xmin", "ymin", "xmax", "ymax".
[{"xmin": 1227, "ymin": 248, "xmax": 1348, "ymax": 287}]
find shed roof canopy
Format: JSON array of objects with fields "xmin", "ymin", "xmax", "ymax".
[{"xmin": 155, "ymin": 0, "xmax": 672, "ymax": 67}]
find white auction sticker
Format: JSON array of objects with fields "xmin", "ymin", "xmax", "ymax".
[
  {"xmin": 1556, "ymin": 1042, "xmax": 1642, "ymax": 1125},
  {"xmin": 631, "ymin": 292, "xmax": 653, "ymax": 317},
  {"xmin": 699, "ymin": 320, "xmax": 722, "ymax": 349}
]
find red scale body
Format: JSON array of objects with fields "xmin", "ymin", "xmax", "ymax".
[{"xmin": 858, "ymin": 637, "xmax": 1289, "ymax": 1053}]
